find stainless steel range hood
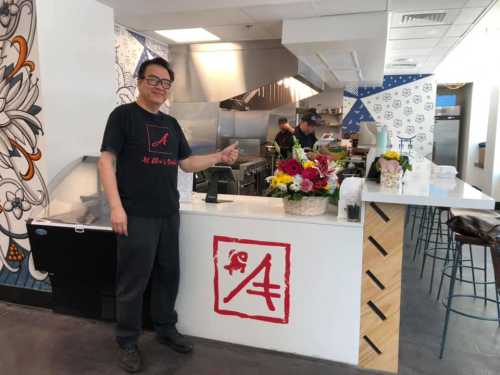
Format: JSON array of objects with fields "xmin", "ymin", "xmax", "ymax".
[{"xmin": 169, "ymin": 39, "xmax": 324, "ymax": 104}]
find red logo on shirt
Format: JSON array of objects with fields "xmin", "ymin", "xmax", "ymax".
[
  {"xmin": 152, "ymin": 132, "xmax": 169, "ymax": 147},
  {"xmin": 146, "ymin": 124, "xmax": 171, "ymax": 155}
]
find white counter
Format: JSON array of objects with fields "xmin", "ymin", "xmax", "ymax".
[
  {"xmin": 177, "ymin": 193, "xmax": 364, "ymax": 365},
  {"xmin": 362, "ymin": 157, "xmax": 495, "ymax": 209},
  {"xmin": 181, "ymin": 192, "xmax": 361, "ymax": 227}
]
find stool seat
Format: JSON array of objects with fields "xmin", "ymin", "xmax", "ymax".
[{"xmin": 454, "ymin": 234, "xmax": 489, "ymax": 246}]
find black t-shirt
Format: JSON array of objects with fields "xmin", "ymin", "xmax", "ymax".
[
  {"xmin": 274, "ymin": 130, "xmax": 293, "ymax": 158},
  {"xmin": 294, "ymin": 126, "xmax": 317, "ymax": 149},
  {"xmin": 100, "ymin": 102, "xmax": 192, "ymax": 217}
]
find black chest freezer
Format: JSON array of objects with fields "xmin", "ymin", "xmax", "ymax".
[{"xmin": 27, "ymin": 156, "xmax": 151, "ymax": 323}]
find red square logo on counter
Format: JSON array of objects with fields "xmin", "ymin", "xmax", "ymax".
[{"xmin": 213, "ymin": 235, "xmax": 291, "ymax": 324}]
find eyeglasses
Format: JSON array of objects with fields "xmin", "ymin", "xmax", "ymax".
[{"xmin": 142, "ymin": 75, "xmax": 172, "ymax": 89}]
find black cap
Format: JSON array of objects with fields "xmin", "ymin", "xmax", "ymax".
[
  {"xmin": 278, "ymin": 117, "xmax": 288, "ymax": 125},
  {"xmin": 302, "ymin": 112, "xmax": 322, "ymax": 126}
]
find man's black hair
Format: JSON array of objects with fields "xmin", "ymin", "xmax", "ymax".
[
  {"xmin": 138, "ymin": 57, "xmax": 175, "ymax": 82},
  {"xmin": 278, "ymin": 117, "xmax": 288, "ymax": 125}
]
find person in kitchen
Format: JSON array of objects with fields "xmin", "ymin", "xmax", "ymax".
[
  {"xmin": 98, "ymin": 57, "xmax": 239, "ymax": 373},
  {"xmin": 274, "ymin": 116, "xmax": 294, "ymax": 158},
  {"xmin": 294, "ymin": 110, "xmax": 322, "ymax": 150}
]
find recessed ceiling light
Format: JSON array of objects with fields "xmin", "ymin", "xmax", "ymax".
[{"xmin": 155, "ymin": 28, "xmax": 220, "ymax": 43}]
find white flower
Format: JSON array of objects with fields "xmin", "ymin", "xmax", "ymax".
[
  {"xmin": 4, "ymin": 188, "xmax": 31, "ymax": 219},
  {"xmin": 277, "ymin": 183, "xmax": 287, "ymax": 192},
  {"xmin": 265, "ymin": 175, "xmax": 274, "ymax": 183},
  {"xmin": 293, "ymin": 174, "xmax": 303, "ymax": 185},
  {"xmin": 289, "ymin": 183, "xmax": 300, "ymax": 192}
]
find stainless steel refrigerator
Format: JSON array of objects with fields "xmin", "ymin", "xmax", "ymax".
[{"xmin": 433, "ymin": 106, "xmax": 461, "ymax": 168}]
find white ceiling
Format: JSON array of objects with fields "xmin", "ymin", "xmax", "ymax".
[
  {"xmin": 386, "ymin": 0, "xmax": 497, "ymax": 74},
  {"xmin": 98, "ymin": 0, "xmax": 498, "ymax": 78}
]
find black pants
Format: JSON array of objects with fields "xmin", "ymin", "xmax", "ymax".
[{"xmin": 115, "ymin": 214, "xmax": 180, "ymax": 347}]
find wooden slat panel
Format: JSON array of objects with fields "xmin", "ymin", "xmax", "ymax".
[{"xmin": 359, "ymin": 203, "xmax": 406, "ymax": 374}]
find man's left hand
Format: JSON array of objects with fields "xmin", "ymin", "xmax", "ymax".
[{"xmin": 220, "ymin": 142, "xmax": 239, "ymax": 165}]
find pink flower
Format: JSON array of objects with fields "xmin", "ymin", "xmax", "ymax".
[
  {"xmin": 302, "ymin": 167, "xmax": 320, "ymax": 181},
  {"xmin": 378, "ymin": 158, "xmax": 401, "ymax": 173},
  {"xmin": 300, "ymin": 178, "xmax": 314, "ymax": 192}
]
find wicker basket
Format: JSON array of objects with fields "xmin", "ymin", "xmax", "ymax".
[{"xmin": 283, "ymin": 196, "xmax": 329, "ymax": 216}]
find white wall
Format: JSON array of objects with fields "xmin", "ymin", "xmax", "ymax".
[
  {"xmin": 434, "ymin": 2, "xmax": 500, "ymax": 199},
  {"xmin": 36, "ymin": 0, "xmax": 116, "ymax": 182}
]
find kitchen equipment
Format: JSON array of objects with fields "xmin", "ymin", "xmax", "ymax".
[{"xmin": 433, "ymin": 106, "xmax": 461, "ymax": 168}]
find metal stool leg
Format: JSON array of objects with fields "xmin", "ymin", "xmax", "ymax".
[
  {"xmin": 428, "ymin": 210, "xmax": 445, "ymax": 294},
  {"xmin": 413, "ymin": 206, "xmax": 428, "ymax": 262},
  {"xmin": 469, "ymin": 244, "xmax": 477, "ymax": 296},
  {"xmin": 420, "ymin": 207, "xmax": 436, "ymax": 279},
  {"xmin": 437, "ymin": 227, "xmax": 454, "ymax": 301},
  {"xmin": 440, "ymin": 239, "xmax": 461, "ymax": 359},
  {"xmin": 496, "ymin": 287, "xmax": 500, "ymax": 325},
  {"xmin": 484, "ymin": 245, "xmax": 488, "ymax": 305}
]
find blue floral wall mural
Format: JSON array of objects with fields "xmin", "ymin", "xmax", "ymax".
[
  {"xmin": 115, "ymin": 24, "xmax": 170, "ymax": 113},
  {"xmin": 343, "ymin": 75, "xmax": 436, "ymax": 156}
]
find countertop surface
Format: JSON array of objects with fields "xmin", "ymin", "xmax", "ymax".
[
  {"xmin": 362, "ymin": 157, "xmax": 495, "ymax": 209},
  {"xmin": 180, "ymin": 193, "xmax": 362, "ymax": 227}
]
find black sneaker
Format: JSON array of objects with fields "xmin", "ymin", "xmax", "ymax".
[
  {"xmin": 118, "ymin": 345, "xmax": 143, "ymax": 373},
  {"xmin": 158, "ymin": 327, "xmax": 194, "ymax": 354}
]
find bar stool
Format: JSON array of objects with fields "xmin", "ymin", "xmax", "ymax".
[
  {"xmin": 420, "ymin": 207, "xmax": 453, "ymax": 293},
  {"xmin": 436, "ymin": 209, "xmax": 493, "ymax": 301},
  {"xmin": 412, "ymin": 206, "xmax": 432, "ymax": 261},
  {"xmin": 406, "ymin": 205, "xmax": 426, "ymax": 241},
  {"xmin": 439, "ymin": 233, "xmax": 500, "ymax": 358}
]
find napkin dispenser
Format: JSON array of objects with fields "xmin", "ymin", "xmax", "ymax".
[{"xmin": 338, "ymin": 177, "xmax": 364, "ymax": 220}]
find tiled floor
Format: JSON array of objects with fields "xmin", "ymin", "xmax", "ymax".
[{"xmin": 1, "ymin": 224, "xmax": 499, "ymax": 374}]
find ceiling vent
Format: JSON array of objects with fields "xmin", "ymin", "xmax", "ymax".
[
  {"xmin": 401, "ymin": 12, "xmax": 447, "ymax": 25},
  {"xmin": 386, "ymin": 63, "xmax": 418, "ymax": 68}
]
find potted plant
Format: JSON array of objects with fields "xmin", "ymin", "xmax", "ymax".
[
  {"xmin": 266, "ymin": 137, "xmax": 339, "ymax": 215},
  {"xmin": 377, "ymin": 150, "xmax": 412, "ymax": 188}
]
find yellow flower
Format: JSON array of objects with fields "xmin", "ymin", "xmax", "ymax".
[
  {"xmin": 303, "ymin": 160, "xmax": 315, "ymax": 168},
  {"xmin": 383, "ymin": 150, "xmax": 400, "ymax": 160},
  {"xmin": 271, "ymin": 177, "xmax": 278, "ymax": 188},
  {"xmin": 276, "ymin": 173, "xmax": 293, "ymax": 185}
]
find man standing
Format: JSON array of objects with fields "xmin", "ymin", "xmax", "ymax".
[
  {"xmin": 273, "ymin": 117, "xmax": 294, "ymax": 158},
  {"xmin": 98, "ymin": 57, "xmax": 238, "ymax": 373},
  {"xmin": 294, "ymin": 112, "xmax": 322, "ymax": 150}
]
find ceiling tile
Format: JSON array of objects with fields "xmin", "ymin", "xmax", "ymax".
[
  {"xmin": 390, "ymin": 25, "xmax": 449, "ymax": 39},
  {"xmin": 119, "ymin": 8, "xmax": 254, "ymax": 30},
  {"xmin": 435, "ymin": 37, "xmax": 459, "ymax": 47},
  {"xmin": 100, "ymin": 0, "xmax": 310, "ymax": 14},
  {"xmin": 312, "ymin": 0, "xmax": 387, "ymax": 14},
  {"xmin": 429, "ymin": 47, "xmax": 452, "ymax": 58},
  {"xmin": 387, "ymin": 48, "xmax": 434, "ymax": 56},
  {"xmin": 387, "ymin": 55, "xmax": 429, "ymax": 65},
  {"xmin": 389, "ymin": 0, "xmax": 468, "ymax": 12},
  {"xmin": 388, "ymin": 38, "xmax": 440, "ymax": 49},
  {"xmin": 445, "ymin": 23, "xmax": 470, "ymax": 37},
  {"xmin": 205, "ymin": 23, "xmax": 282, "ymax": 41},
  {"xmin": 240, "ymin": 3, "xmax": 316, "ymax": 23},
  {"xmin": 465, "ymin": 0, "xmax": 493, "ymax": 7},
  {"xmin": 454, "ymin": 7, "xmax": 486, "ymax": 23}
]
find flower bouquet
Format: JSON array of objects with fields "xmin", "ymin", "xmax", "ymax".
[
  {"xmin": 266, "ymin": 137, "xmax": 339, "ymax": 216},
  {"xmin": 377, "ymin": 150, "xmax": 412, "ymax": 188}
]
